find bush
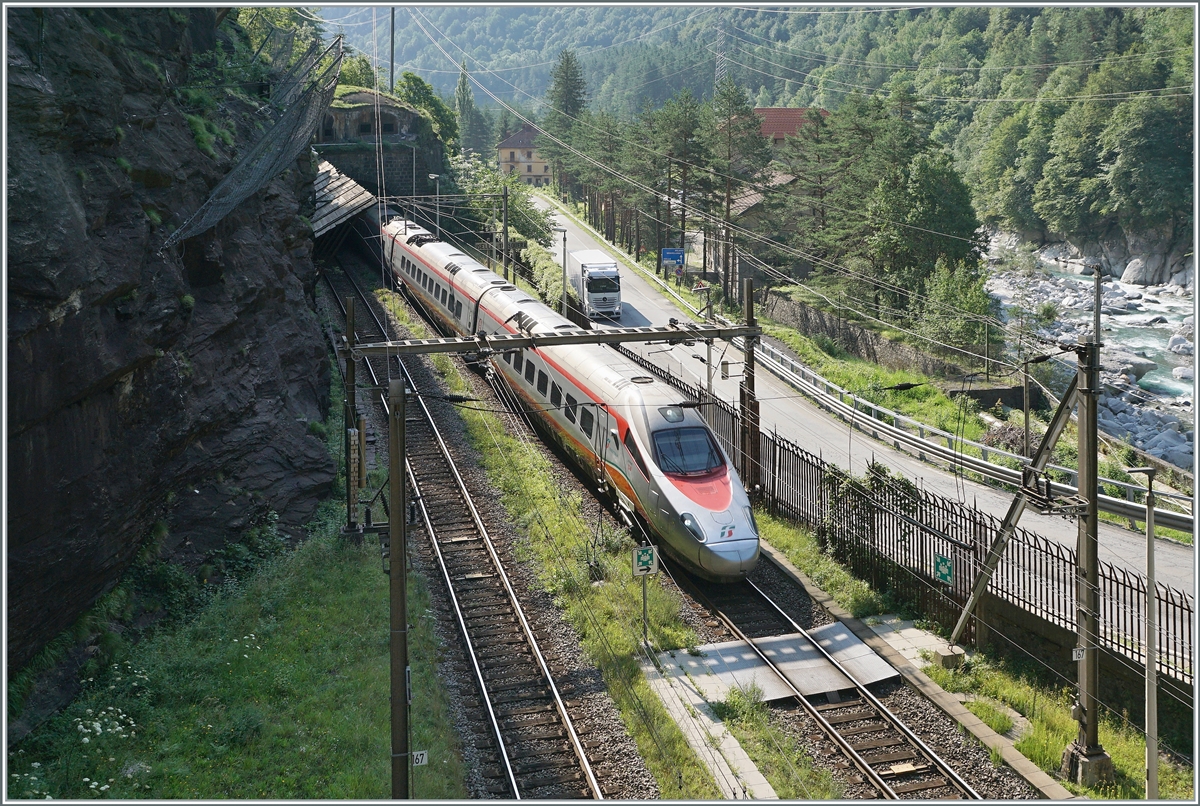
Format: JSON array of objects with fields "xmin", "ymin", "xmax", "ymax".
[{"xmin": 179, "ymin": 294, "xmax": 195, "ymax": 312}]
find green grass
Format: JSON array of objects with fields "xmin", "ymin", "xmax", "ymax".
[
  {"xmin": 756, "ymin": 512, "xmax": 888, "ymax": 618},
  {"xmin": 963, "ymin": 697, "xmax": 1015, "ymax": 736},
  {"xmin": 185, "ymin": 114, "xmax": 216, "ymax": 159},
  {"xmin": 711, "ymin": 685, "xmax": 842, "ymax": 799},
  {"xmin": 6, "ymin": 358, "xmax": 468, "ymax": 799},
  {"xmin": 923, "ymin": 655, "xmax": 1194, "ymax": 800},
  {"xmin": 763, "ymin": 324, "xmax": 988, "ymax": 444},
  {"xmin": 374, "ymin": 284, "xmax": 723, "ymax": 799}
]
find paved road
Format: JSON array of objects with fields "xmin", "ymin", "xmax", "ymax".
[{"xmin": 535, "ymin": 198, "xmax": 1196, "ymax": 596}]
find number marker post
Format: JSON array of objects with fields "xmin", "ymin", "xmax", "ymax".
[{"xmin": 633, "ymin": 545, "xmax": 658, "ymax": 649}]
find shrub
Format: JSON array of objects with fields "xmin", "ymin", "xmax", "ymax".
[
  {"xmin": 115, "ymin": 157, "xmax": 132, "ymax": 174},
  {"xmin": 179, "ymin": 294, "xmax": 194, "ymax": 312},
  {"xmin": 186, "ymin": 114, "xmax": 215, "ymax": 158}
]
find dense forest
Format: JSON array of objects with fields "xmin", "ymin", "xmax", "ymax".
[{"xmin": 321, "ymin": 5, "xmax": 1192, "ymax": 248}]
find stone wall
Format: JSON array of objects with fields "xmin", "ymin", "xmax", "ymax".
[
  {"xmin": 315, "ymin": 141, "xmax": 443, "ymax": 199},
  {"xmin": 977, "ymin": 593, "xmax": 1193, "ymax": 720},
  {"xmin": 761, "ymin": 291, "xmax": 967, "ymax": 378}
]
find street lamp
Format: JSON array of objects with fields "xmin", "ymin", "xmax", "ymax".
[
  {"xmin": 553, "ymin": 226, "xmax": 568, "ymax": 316},
  {"xmin": 1128, "ymin": 466, "xmax": 1159, "ymax": 800},
  {"xmin": 429, "ymin": 173, "xmax": 440, "ymax": 239}
]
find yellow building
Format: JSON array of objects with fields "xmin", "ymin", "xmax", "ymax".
[{"xmin": 496, "ymin": 124, "xmax": 553, "ymax": 187}]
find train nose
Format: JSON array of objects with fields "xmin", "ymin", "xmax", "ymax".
[{"xmin": 700, "ymin": 539, "xmax": 759, "ymax": 577}]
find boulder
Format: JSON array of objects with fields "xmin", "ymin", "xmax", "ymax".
[
  {"xmin": 1121, "ymin": 258, "xmax": 1154, "ymax": 285},
  {"xmin": 1100, "ymin": 347, "xmax": 1158, "ymax": 380},
  {"xmin": 1172, "ymin": 365, "xmax": 1194, "ymax": 381}
]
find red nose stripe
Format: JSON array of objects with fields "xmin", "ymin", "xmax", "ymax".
[{"xmin": 668, "ymin": 468, "xmax": 732, "ymax": 511}]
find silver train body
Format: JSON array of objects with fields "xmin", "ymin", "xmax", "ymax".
[{"xmin": 357, "ymin": 208, "xmax": 759, "ymax": 581}]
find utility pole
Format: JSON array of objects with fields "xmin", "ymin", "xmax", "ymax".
[
  {"xmin": 388, "ymin": 379, "xmax": 410, "ymax": 798},
  {"xmin": 1063, "ymin": 270, "xmax": 1113, "ymax": 786},
  {"xmin": 344, "ymin": 298, "xmax": 358, "ymax": 533},
  {"xmin": 389, "ymin": 7, "xmax": 395, "ymax": 92},
  {"xmin": 501, "ymin": 185, "xmax": 509, "ymax": 282},
  {"xmin": 1129, "ymin": 467, "xmax": 1159, "ymax": 799},
  {"xmin": 739, "ymin": 278, "xmax": 760, "ymax": 495}
]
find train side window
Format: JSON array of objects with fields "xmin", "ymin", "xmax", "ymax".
[
  {"xmin": 503, "ymin": 351, "xmax": 512, "ymax": 364},
  {"xmin": 513, "ymin": 351, "xmax": 523, "ymax": 372},
  {"xmin": 564, "ymin": 394, "xmax": 577, "ymax": 423},
  {"xmin": 455, "ymin": 300, "xmax": 463, "ymax": 319},
  {"xmin": 579, "ymin": 407, "xmax": 594, "ymax": 438},
  {"xmin": 624, "ymin": 431, "xmax": 651, "ymax": 479},
  {"xmin": 536, "ymin": 371, "xmax": 548, "ymax": 396},
  {"xmin": 524, "ymin": 359, "xmax": 536, "ymax": 384},
  {"xmin": 440, "ymin": 287, "xmax": 448, "ymax": 305},
  {"xmin": 550, "ymin": 383, "xmax": 562, "ymax": 408}
]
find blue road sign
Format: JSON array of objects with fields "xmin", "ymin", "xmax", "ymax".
[{"xmin": 661, "ymin": 248, "xmax": 684, "ymax": 267}]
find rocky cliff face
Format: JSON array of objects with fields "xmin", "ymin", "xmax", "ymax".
[{"xmin": 6, "ymin": 8, "xmax": 334, "ymax": 672}]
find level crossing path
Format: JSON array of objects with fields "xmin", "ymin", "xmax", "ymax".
[{"xmin": 533, "ymin": 197, "xmax": 1195, "ymax": 597}]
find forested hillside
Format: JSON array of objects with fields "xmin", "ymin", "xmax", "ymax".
[{"xmin": 322, "ymin": 4, "xmax": 1192, "ymax": 250}]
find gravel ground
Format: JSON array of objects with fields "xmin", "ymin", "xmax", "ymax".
[{"xmin": 322, "ymin": 263, "xmax": 1048, "ymax": 800}]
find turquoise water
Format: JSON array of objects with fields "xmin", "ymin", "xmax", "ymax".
[{"xmin": 1045, "ymin": 269, "xmax": 1193, "ymax": 400}]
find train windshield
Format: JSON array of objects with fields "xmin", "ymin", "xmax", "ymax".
[
  {"xmin": 587, "ymin": 276, "xmax": 620, "ymax": 293},
  {"xmin": 651, "ymin": 427, "xmax": 724, "ymax": 476}
]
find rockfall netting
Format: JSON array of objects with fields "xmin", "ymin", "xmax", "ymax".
[{"xmin": 160, "ymin": 35, "xmax": 343, "ymax": 253}]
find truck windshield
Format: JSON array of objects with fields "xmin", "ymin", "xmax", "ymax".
[
  {"xmin": 587, "ymin": 276, "xmax": 620, "ymax": 294},
  {"xmin": 651, "ymin": 427, "xmax": 724, "ymax": 476}
]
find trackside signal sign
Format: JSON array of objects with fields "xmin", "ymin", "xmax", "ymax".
[
  {"xmin": 933, "ymin": 554, "xmax": 953, "ymax": 584},
  {"xmin": 633, "ymin": 546, "xmax": 658, "ymax": 576}
]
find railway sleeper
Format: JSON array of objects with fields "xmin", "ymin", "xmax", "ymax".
[
  {"xmin": 491, "ymin": 688, "xmax": 551, "ymax": 706},
  {"xmin": 814, "ymin": 698, "xmax": 864, "ymax": 712},
  {"xmin": 502, "ymin": 715, "xmax": 565, "ymax": 732},
  {"xmin": 889, "ymin": 777, "xmax": 946, "ymax": 795},
  {"xmin": 470, "ymin": 622, "xmax": 523, "ymax": 639},
  {"xmin": 480, "ymin": 674, "xmax": 543, "ymax": 693},
  {"xmin": 497, "ymin": 702, "xmax": 556, "ymax": 717},
  {"xmin": 472, "ymin": 631, "xmax": 529, "ymax": 648},
  {"xmin": 865, "ymin": 749, "xmax": 918, "ymax": 765},
  {"xmin": 502, "ymin": 712, "xmax": 561, "ymax": 729},
  {"xmin": 834, "ymin": 722, "xmax": 889, "ymax": 738},
  {"xmin": 478, "ymin": 651, "xmax": 534, "ymax": 669},
  {"xmin": 519, "ymin": 771, "xmax": 584, "ymax": 789},
  {"xmin": 504, "ymin": 742, "xmax": 573, "ymax": 761},
  {"xmin": 821, "ymin": 709, "xmax": 879, "ymax": 725},
  {"xmin": 850, "ymin": 736, "xmax": 905, "ymax": 751}
]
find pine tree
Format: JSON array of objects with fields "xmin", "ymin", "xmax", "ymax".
[
  {"xmin": 454, "ymin": 61, "xmax": 491, "ymax": 157},
  {"xmin": 540, "ymin": 49, "xmax": 588, "ymax": 197},
  {"xmin": 702, "ymin": 78, "xmax": 772, "ymax": 302}
]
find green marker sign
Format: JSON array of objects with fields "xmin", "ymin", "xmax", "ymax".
[
  {"xmin": 633, "ymin": 545, "xmax": 658, "ymax": 577},
  {"xmin": 934, "ymin": 553, "xmax": 953, "ymax": 584}
]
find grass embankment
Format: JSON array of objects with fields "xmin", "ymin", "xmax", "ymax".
[
  {"xmin": 712, "ymin": 687, "xmax": 842, "ymax": 799},
  {"xmin": 757, "ymin": 510, "xmax": 1194, "ymax": 800},
  {"xmin": 6, "ymin": 368, "xmax": 467, "ymax": 799},
  {"xmin": 924, "ymin": 656, "xmax": 1194, "ymax": 800}
]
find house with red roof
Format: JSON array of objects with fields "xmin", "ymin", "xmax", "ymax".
[{"xmin": 753, "ymin": 107, "xmax": 827, "ymax": 148}]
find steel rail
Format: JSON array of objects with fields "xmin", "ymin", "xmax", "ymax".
[
  {"xmin": 328, "ymin": 263, "xmax": 603, "ymax": 799},
  {"xmin": 692, "ymin": 580, "xmax": 901, "ymax": 798},
  {"xmin": 325, "ymin": 268, "xmax": 522, "ymax": 796},
  {"xmin": 746, "ymin": 578, "xmax": 982, "ymax": 800}
]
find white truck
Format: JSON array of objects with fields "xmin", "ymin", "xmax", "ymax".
[{"xmin": 566, "ymin": 249, "xmax": 622, "ymax": 319}]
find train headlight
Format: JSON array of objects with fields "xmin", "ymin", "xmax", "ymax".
[
  {"xmin": 680, "ymin": 513, "xmax": 706, "ymax": 543},
  {"xmin": 743, "ymin": 506, "xmax": 759, "ymax": 536}
]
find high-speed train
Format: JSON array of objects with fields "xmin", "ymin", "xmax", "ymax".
[{"xmin": 356, "ymin": 207, "xmax": 759, "ymax": 581}]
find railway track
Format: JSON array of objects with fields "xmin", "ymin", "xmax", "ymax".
[
  {"xmin": 680, "ymin": 568, "xmax": 982, "ymax": 800},
  {"xmin": 322, "ymin": 259, "xmax": 604, "ymax": 799}
]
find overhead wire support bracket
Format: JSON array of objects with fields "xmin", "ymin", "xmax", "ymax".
[{"xmin": 344, "ymin": 323, "xmax": 761, "ymax": 358}]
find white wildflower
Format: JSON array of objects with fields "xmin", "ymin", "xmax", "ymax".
[{"xmin": 81, "ymin": 738, "xmax": 90, "ymax": 744}]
